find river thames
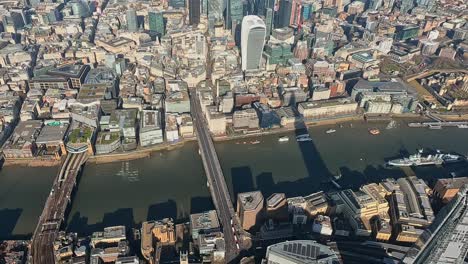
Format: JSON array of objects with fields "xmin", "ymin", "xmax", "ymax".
[{"xmin": 1, "ymin": 119, "xmax": 468, "ymax": 238}]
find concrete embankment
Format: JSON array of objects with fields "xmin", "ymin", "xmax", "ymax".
[
  {"xmin": 88, "ymin": 138, "xmax": 195, "ymax": 164},
  {"xmin": 3, "ymin": 158, "xmax": 61, "ymax": 167}
]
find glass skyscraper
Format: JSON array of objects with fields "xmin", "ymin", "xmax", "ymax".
[
  {"xmin": 148, "ymin": 11, "xmax": 165, "ymax": 36},
  {"xmin": 265, "ymin": 8, "xmax": 273, "ymax": 38},
  {"xmin": 189, "ymin": 0, "xmax": 201, "ymax": 25},
  {"xmin": 126, "ymin": 9, "xmax": 138, "ymax": 32},
  {"xmin": 227, "ymin": 0, "xmax": 243, "ymax": 29},
  {"xmin": 277, "ymin": 0, "xmax": 292, "ymax": 28},
  {"xmin": 169, "ymin": 0, "xmax": 186, "ymax": 8},
  {"xmin": 241, "ymin": 15, "xmax": 266, "ymax": 71},
  {"xmin": 208, "ymin": 0, "xmax": 223, "ymax": 20}
]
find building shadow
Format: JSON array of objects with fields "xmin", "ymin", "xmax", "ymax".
[
  {"xmin": 231, "ymin": 166, "xmax": 255, "ymax": 202},
  {"xmin": 67, "ymin": 208, "xmax": 135, "ymax": 236},
  {"xmin": 147, "ymin": 200, "xmax": 177, "ymax": 221},
  {"xmin": 190, "ymin": 196, "xmax": 214, "ymax": 214},
  {"xmin": 0, "ymin": 208, "xmax": 23, "ymax": 240}
]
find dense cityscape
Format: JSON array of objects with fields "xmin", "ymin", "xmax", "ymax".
[{"xmin": 0, "ymin": 0, "xmax": 467, "ymax": 262}]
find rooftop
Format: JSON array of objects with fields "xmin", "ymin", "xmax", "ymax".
[
  {"xmin": 36, "ymin": 120, "xmax": 70, "ymax": 144},
  {"xmin": 238, "ymin": 191, "xmax": 264, "ymax": 211},
  {"xmin": 190, "ymin": 210, "xmax": 220, "ymax": 231},
  {"xmin": 266, "ymin": 240, "xmax": 339, "ymax": 263}
]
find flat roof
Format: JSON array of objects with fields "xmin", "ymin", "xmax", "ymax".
[
  {"xmin": 36, "ymin": 121, "xmax": 69, "ymax": 144},
  {"xmin": 238, "ymin": 191, "xmax": 264, "ymax": 211}
]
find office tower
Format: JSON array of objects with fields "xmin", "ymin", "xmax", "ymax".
[
  {"xmin": 383, "ymin": 0, "xmax": 396, "ymax": 9},
  {"xmin": 265, "ymin": 8, "xmax": 273, "ymax": 38},
  {"xmin": 323, "ymin": 0, "xmax": 344, "ymax": 12},
  {"xmin": 257, "ymin": 0, "xmax": 266, "ymax": 15},
  {"xmin": 29, "ymin": 0, "xmax": 41, "ymax": 7},
  {"xmin": 399, "ymin": 0, "xmax": 414, "ymax": 14},
  {"xmin": 241, "ymin": 15, "xmax": 266, "ymax": 71},
  {"xmin": 148, "ymin": 11, "xmax": 165, "ymax": 36},
  {"xmin": 266, "ymin": 193, "xmax": 288, "ymax": 221},
  {"xmin": 2, "ymin": 10, "xmax": 26, "ymax": 32},
  {"xmin": 237, "ymin": 191, "xmax": 264, "ymax": 230},
  {"xmin": 70, "ymin": 0, "xmax": 90, "ymax": 17},
  {"xmin": 368, "ymin": 0, "xmax": 383, "ymax": 11},
  {"xmin": 277, "ymin": 0, "xmax": 292, "ymax": 28},
  {"xmin": 208, "ymin": 0, "xmax": 223, "ymax": 20},
  {"xmin": 201, "ymin": 0, "xmax": 208, "ymax": 15},
  {"xmin": 169, "ymin": 0, "xmax": 185, "ymax": 8},
  {"xmin": 294, "ymin": 40, "xmax": 309, "ymax": 61},
  {"xmin": 227, "ymin": 0, "xmax": 243, "ymax": 29},
  {"xmin": 416, "ymin": 0, "xmax": 435, "ymax": 10},
  {"xmin": 244, "ymin": 0, "xmax": 255, "ymax": 15},
  {"xmin": 189, "ymin": 0, "xmax": 201, "ymax": 25},
  {"xmin": 126, "ymin": 9, "xmax": 138, "ymax": 32},
  {"xmin": 302, "ymin": 2, "xmax": 314, "ymax": 21},
  {"xmin": 289, "ymin": 0, "xmax": 301, "ymax": 26}
]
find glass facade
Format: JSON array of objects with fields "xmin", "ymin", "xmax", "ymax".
[{"xmin": 148, "ymin": 11, "xmax": 165, "ymax": 36}]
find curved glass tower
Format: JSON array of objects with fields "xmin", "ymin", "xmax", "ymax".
[{"xmin": 241, "ymin": 15, "xmax": 266, "ymax": 71}]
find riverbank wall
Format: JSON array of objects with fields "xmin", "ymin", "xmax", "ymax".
[{"xmin": 4, "ymin": 113, "xmax": 464, "ymax": 166}]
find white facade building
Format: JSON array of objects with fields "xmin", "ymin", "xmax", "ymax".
[{"xmin": 241, "ymin": 16, "xmax": 266, "ymax": 71}]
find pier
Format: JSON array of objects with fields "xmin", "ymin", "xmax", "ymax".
[{"xmin": 408, "ymin": 121, "xmax": 468, "ymax": 128}]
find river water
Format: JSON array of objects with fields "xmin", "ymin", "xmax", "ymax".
[{"xmin": 1, "ymin": 120, "xmax": 468, "ymax": 237}]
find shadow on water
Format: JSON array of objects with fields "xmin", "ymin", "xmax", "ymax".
[
  {"xmin": 231, "ymin": 166, "xmax": 255, "ymax": 202},
  {"xmin": 0, "ymin": 208, "xmax": 24, "ymax": 240},
  {"xmin": 67, "ymin": 208, "xmax": 135, "ymax": 236},
  {"xmin": 190, "ymin": 197, "xmax": 214, "ymax": 215},
  {"xmin": 147, "ymin": 199, "xmax": 177, "ymax": 221}
]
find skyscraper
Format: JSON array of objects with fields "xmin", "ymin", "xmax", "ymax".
[
  {"xmin": 208, "ymin": 0, "xmax": 223, "ymax": 20},
  {"xmin": 241, "ymin": 15, "xmax": 266, "ymax": 71},
  {"xmin": 201, "ymin": 0, "xmax": 208, "ymax": 15},
  {"xmin": 289, "ymin": 0, "xmax": 302, "ymax": 26},
  {"xmin": 70, "ymin": 0, "xmax": 90, "ymax": 18},
  {"xmin": 368, "ymin": 0, "xmax": 383, "ymax": 11},
  {"xmin": 265, "ymin": 8, "xmax": 273, "ymax": 38},
  {"xmin": 416, "ymin": 0, "xmax": 435, "ymax": 10},
  {"xmin": 227, "ymin": 0, "xmax": 244, "ymax": 29},
  {"xmin": 148, "ymin": 11, "xmax": 165, "ymax": 36},
  {"xmin": 189, "ymin": 0, "xmax": 201, "ymax": 25},
  {"xmin": 277, "ymin": 0, "xmax": 292, "ymax": 28},
  {"xmin": 169, "ymin": 0, "xmax": 185, "ymax": 8},
  {"xmin": 399, "ymin": 0, "xmax": 414, "ymax": 14},
  {"xmin": 126, "ymin": 9, "xmax": 138, "ymax": 32}
]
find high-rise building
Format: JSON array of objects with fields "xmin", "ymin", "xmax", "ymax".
[
  {"xmin": 126, "ymin": 9, "xmax": 138, "ymax": 32},
  {"xmin": 257, "ymin": 0, "xmax": 266, "ymax": 15},
  {"xmin": 208, "ymin": 0, "xmax": 223, "ymax": 20},
  {"xmin": 70, "ymin": 0, "xmax": 90, "ymax": 17},
  {"xmin": 201, "ymin": 0, "xmax": 208, "ymax": 15},
  {"xmin": 368, "ymin": 0, "xmax": 383, "ymax": 11},
  {"xmin": 302, "ymin": 2, "xmax": 314, "ymax": 21},
  {"xmin": 227, "ymin": 0, "xmax": 243, "ymax": 29},
  {"xmin": 189, "ymin": 0, "xmax": 201, "ymax": 25},
  {"xmin": 383, "ymin": 0, "xmax": 396, "ymax": 9},
  {"xmin": 323, "ymin": 0, "xmax": 344, "ymax": 12},
  {"xmin": 2, "ymin": 10, "xmax": 26, "ymax": 32},
  {"xmin": 148, "ymin": 11, "xmax": 165, "ymax": 36},
  {"xmin": 169, "ymin": 0, "xmax": 185, "ymax": 8},
  {"xmin": 237, "ymin": 191, "xmax": 264, "ymax": 230},
  {"xmin": 265, "ymin": 8, "xmax": 273, "ymax": 38},
  {"xmin": 277, "ymin": 0, "xmax": 292, "ymax": 28},
  {"xmin": 241, "ymin": 15, "xmax": 267, "ymax": 71},
  {"xmin": 416, "ymin": 0, "xmax": 435, "ymax": 10},
  {"xmin": 399, "ymin": 0, "xmax": 414, "ymax": 14},
  {"xmin": 289, "ymin": 0, "xmax": 302, "ymax": 26}
]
